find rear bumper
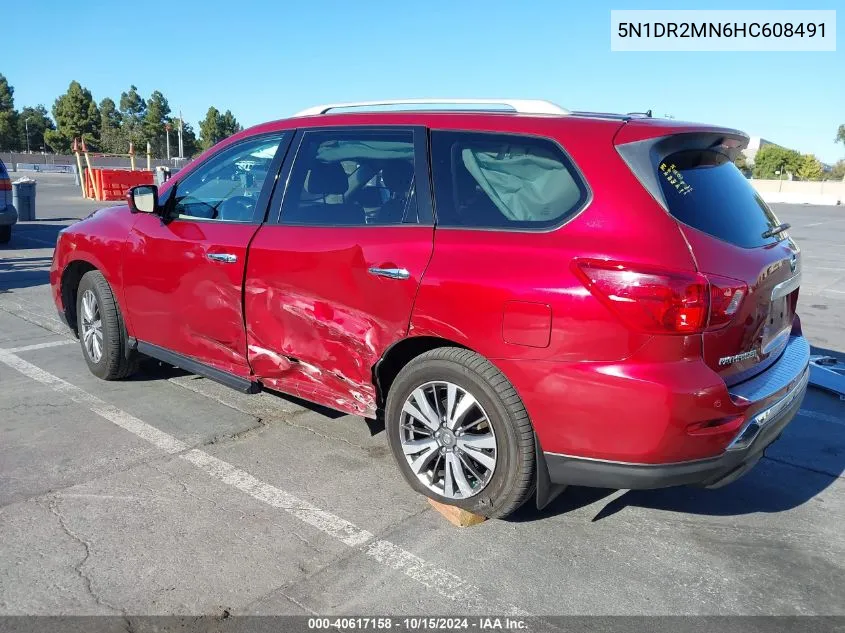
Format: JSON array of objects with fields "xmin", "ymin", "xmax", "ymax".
[
  {"xmin": 545, "ymin": 363, "xmax": 808, "ymax": 489},
  {"xmin": 0, "ymin": 206, "xmax": 17, "ymax": 226}
]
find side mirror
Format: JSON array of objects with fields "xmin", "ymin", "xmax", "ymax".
[{"xmin": 127, "ymin": 185, "xmax": 159, "ymax": 214}]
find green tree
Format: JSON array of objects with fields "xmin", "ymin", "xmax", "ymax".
[
  {"xmin": 198, "ymin": 106, "xmax": 222, "ymax": 150},
  {"xmin": 828, "ymin": 160, "xmax": 845, "ymax": 181},
  {"xmin": 733, "ymin": 152, "xmax": 749, "ymax": 174},
  {"xmin": 836, "ymin": 124, "xmax": 845, "ymax": 147},
  {"xmin": 17, "ymin": 105, "xmax": 55, "ymax": 153},
  {"xmin": 44, "ymin": 81, "xmax": 100, "ymax": 153},
  {"xmin": 219, "ymin": 109, "xmax": 243, "ymax": 138},
  {"xmin": 119, "ymin": 85, "xmax": 147, "ymax": 149},
  {"xmin": 143, "ymin": 91, "xmax": 171, "ymax": 157},
  {"xmin": 796, "ymin": 154, "xmax": 824, "ymax": 181},
  {"xmin": 98, "ymin": 97, "xmax": 125, "ymax": 154},
  {"xmin": 0, "ymin": 73, "xmax": 13, "ymax": 111},
  {"xmin": 0, "ymin": 73, "xmax": 19, "ymax": 150},
  {"xmin": 199, "ymin": 106, "xmax": 242, "ymax": 150},
  {"xmin": 752, "ymin": 145, "xmax": 802, "ymax": 180}
]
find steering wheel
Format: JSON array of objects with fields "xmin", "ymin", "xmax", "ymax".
[{"xmin": 216, "ymin": 195, "xmax": 255, "ymax": 222}]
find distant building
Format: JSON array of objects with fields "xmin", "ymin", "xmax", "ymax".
[{"xmin": 741, "ymin": 137, "xmax": 780, "ymax": 166}]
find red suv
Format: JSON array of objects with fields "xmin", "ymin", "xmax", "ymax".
[{"xmin": 50, "ymin": 99, "xmax": 809, "ymax": 518}]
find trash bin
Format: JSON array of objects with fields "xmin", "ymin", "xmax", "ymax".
[
  {"xmin": 154, "ymin": 166, "xmax": 172, "ymax": 186},
  {"xmin": 12, "ymin": 178, "xmax": 37, "ymax": 221}
]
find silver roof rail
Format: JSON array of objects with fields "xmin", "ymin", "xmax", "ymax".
[{"xmin": 292, "ymin": 99, "xmax": 569, "ymax": 117}]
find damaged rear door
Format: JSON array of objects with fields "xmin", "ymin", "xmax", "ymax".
[{"xmin": 244, "ymin": 126, "xmax": 434, "ymax": 416}]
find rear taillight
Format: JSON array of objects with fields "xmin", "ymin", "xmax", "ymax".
[
  {"xmin": 573, "ymin": 259, "xmax": 746, "ymax": 335},
  {"xmin": 706, "ymin": 274, "xmax": 747, "ymax": 328},
  {"xmin": 0, "ymin": 178, "xmax": 10, "ymax": 191}
]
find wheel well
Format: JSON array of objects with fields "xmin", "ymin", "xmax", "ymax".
[
  {"xmin": 61, "ymin": 261, "xmax": 97, "ymax": 333},
  {"xmin": 373, "ymin": 336, "xmax": 469, "ymax": 412}
]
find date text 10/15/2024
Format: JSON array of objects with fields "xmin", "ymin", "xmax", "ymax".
[{"xmin": 307, "ymin": 617, "xmax": 529, "ymax": 631}]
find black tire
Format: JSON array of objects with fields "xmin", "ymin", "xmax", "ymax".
[
  {"xmin": 385, "ymin": 347, "xmax": 535, "ymax": 519},
  {"xmin": 76, "ymin": 270, "xmax": 139, "ymax": 380},
  {"xmin": 0, "ymin": 225, "xmax": 10, "ymax": 244}
]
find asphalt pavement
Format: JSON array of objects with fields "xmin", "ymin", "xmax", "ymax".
[{"xmin": 0, "ymin": 174, "xmax": 843, "ymax": 618}]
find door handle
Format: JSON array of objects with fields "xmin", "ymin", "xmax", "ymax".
[
  {"xmin": 207, "ymin": 253, "xmax": 238, "ymax": 264},
  {"xmin": 368, "ymin": 267, "xmax": 410, "ymax": 280}
]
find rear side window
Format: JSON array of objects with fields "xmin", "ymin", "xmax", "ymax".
[
  {"xmin": 657, "ymin": 150, "xmax": 785, "ymax": 248},
  {"xmin": 430, "ymin": 131, "xmax": 588, "ymax": 229}
]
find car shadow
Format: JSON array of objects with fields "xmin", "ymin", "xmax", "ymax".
[
  {"xmin": 128, "ymin": 359, "xmax": 350, "ymax": 420},
  {"xmin": 0, "ymin": 256, "xmax": 54, "ymax": 292},
  {"xmin": 510, "ymin": 386, "xmax": 844, "ymax": 523},
  {"xmin": 262, "ymin": 386, "xmax": 347, "ymax": 419},
  {"xmin": 128, "ymin": 340, "xmax": 843, "ymax": 523},
  {"xmin": 1, "ymin": 221, "xmax": 69, "ymax": 252},
  {"xmin": 128, "ymin": 359, "xmax": 191, "ymax": 382}
]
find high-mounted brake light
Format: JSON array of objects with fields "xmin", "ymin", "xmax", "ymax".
[{"xmin": 573, "ymin": 259, "xmax": 746, "ymax": 335}]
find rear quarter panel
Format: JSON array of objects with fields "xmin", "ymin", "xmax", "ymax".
[{"xmin": 410, "ymin": 116, "xmax": 697, "ymax": 363}]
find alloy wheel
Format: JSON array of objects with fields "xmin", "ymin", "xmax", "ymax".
[
  {"xmin": 80, "ymin": 289, "xmax": 104, "ymax": 364},
  {"xmin": 399, "ymin": 381, "xmax": 497, "ymax": 499}
]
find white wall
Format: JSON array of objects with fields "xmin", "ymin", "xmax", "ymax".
[{"xmin": 750, "ymin": 179, "xmax": 845, "ymax": 206}]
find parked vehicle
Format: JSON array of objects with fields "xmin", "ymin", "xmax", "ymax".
[
  {"xmin": 0, "ymin": 158, "xmax": 16, "ymax": 243},
  {"xmin": 50, "ymin": 99, "xmax": 809, "ymax": 518}
]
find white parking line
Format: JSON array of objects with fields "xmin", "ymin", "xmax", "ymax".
[
  {"xmin": 0, "ymin": 348, "xmax": 188, "ymax": 454},
  {"xmin": 0, "ymin": 347, "xmax": 527, "ymax": 616},
  {"xmin": 4, "ymin": 339, "xmax": 75, "ymax": 354}
]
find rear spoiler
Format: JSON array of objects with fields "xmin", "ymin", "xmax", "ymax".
[{"xmin": 614, "ymin": 126, "xmax": 749, "ymax": 212}]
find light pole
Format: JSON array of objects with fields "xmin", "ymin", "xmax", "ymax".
[
  {"xmin": 178, "ymin": 111, "xmax": 184, "ymax": 159},
  {"xmin": 165, "ymin": 123, "xmax": 171, "ymax": 160},
  {"xmin": 25, "ymin": 118, "xmax": 31, "ymax": 154}
]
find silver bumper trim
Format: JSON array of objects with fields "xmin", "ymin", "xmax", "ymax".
[
  {"xmin": 726, "ymin": 366, "xmax": 809, "ymax": 451},
  {"xmin": 729, "ymin": 336, "xmax": 810, "ymax": 403}
]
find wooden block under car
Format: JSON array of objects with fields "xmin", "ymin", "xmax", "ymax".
[{"xmin": 427, "ymin": 498, "xmax": 487, "ymax": 527}]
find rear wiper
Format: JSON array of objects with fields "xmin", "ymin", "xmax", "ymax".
[{"xmin": 762, "ymin": 223, "xmax": 790, "ymax": 239}]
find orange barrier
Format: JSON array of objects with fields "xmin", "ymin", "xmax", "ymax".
[{"xmin": 83, "ymin": 168, "xmax": 153, "ymax": 201}]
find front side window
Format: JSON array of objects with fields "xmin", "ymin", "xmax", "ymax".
[
  {"xmin": 430, "ymin": 131, "xmax": 588, "ymax": 229},
  {"xmin": 171, "ymin": 134, "xmax": 285, "ymax": 223},
  {"xmin": 281, "ymin": 129, "xmax": 417, "ymax": 226}
]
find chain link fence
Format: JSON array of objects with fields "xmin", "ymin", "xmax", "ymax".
[{"xmin": 2, "ymin": 152, "xmax": 182, "ymax": 171}]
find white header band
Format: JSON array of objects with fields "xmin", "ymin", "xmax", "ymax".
[{"xmin": 611, "ymin": 10, "xmax": 836, "ymax": 52}]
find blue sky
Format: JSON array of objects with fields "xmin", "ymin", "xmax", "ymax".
[{"xmin": 5, "ymin": 0, "xmax": 842, "ymax": 162}]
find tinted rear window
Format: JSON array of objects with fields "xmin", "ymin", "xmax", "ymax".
[
  {"xmin": 431, "ymin": 131, "xmax": 588, "ymax": 229},
  {"xmin": 657, "ymin": 150, "xmax": 785, "ymax": 248}
]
